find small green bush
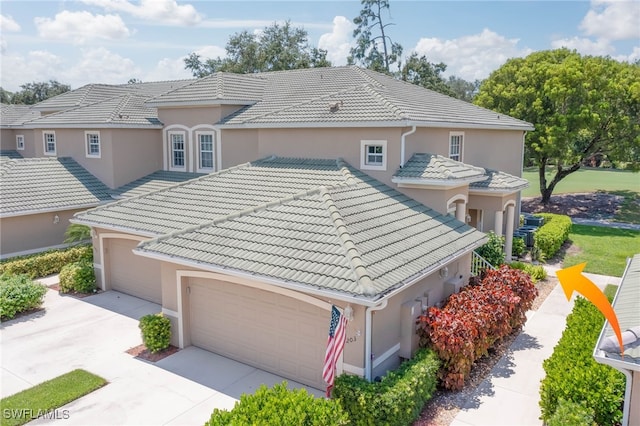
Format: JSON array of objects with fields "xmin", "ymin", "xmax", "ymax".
[
  {"xmin": 333, "ymin": 348, "xmax": 440, "ymax": 425},
  {"xmin": 0, "ymin": 245, "xmax": 93, "ymax": 279},
  {"xmin": 511, "ymin": 236, "xmax": 526, "ymax": 258},
  {"xmin": 508, "ymin": 262, "xmax": 547, "ymax": 283},
  {"xmin": 59, "ymin": 260, "xmax": 96, "ymax": 293},
  {"xmin": 533, "ymin": 213, "xmax": 572, "ymax": 260},
  {"xmin": 546, "ymin": 399, "xmax": 596, "ymax": 426},
  {"xmin": 475, "ymin": 231, "xmax": 505, "ymax": 267},
  {"xmin": 0, "ymin": 274, "xmax": 47, "ymax": 320},
  {"xmin": 139, "ymin": 313, "xmax": 171, "ymax": 353},
  {"xmin": 539, "ymin": 292, "xmax": 624, "ymax": 425},
  {"xmin": 206, "ymin": 382, "xmax": 348, "ymax": 426}
]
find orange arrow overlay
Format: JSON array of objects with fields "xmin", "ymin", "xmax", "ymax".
[{"xmin": 556, "ymin": 263, "xmax": 624, "ymax": 355}]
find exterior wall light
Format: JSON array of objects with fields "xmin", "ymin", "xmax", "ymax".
[
  {"xmin": 439, "ymin": 266, "xmax": 449, "ymax": 279},
  {"xmin": 343, "ymin": 304, "xmax": 354, "ymax": 322},
  {"xmin": 53, "ymin": 214, "xmax": 60, "ymax": 224}
]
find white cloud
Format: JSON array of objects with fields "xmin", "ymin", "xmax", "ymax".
[
  {"xmin": 551, "ymin": 36, "xmax": 616, "ymax": 56},
  {"xmin": 194, "ymin": 45, "xmax": 226, "ymax": 59},
  {"xmin": 66, "ymin": 47, "xmax": 141, "ymax": 84},
  {"xmin": 35, "ymin": 11, "xmax": 130, "ymax": 44},
  {"xmin": 413, "ymin": 29, "xmax": 532, "ymax": 81},
  {"xmin": 580, "ymin": 0, "xmax": 640, "ymax": 41},
  {"xmin": 82, "ymin": 0, "xmax": 202, "ymax": 26},
  {"xmin": 144, "ymin": 57, "xmax": 193, "ymax": 82},
  {"xmin": 1, "ymin": 14, "xmax": 21, "ymax": 32},
  {"xmin": 615, "ymin": 46, "xmax": 640, "ymax": 63},
  {"xmin": 318, "ymin": 16, "xmax": 354, "ymax": 66},
  {"xmin": 1, "ymin": 51, "xmax": 64, "ymax": 91}
]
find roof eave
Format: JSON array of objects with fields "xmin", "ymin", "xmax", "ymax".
[
  {"xmin": 392, "ymin": 175, "xmax": 487, "ymax": 187},
  {"xmin": 218, "ymin": 120, "xmax": 534, "ymax": 131},
  {"xmin": 23, "ymin": 123, "xmax": 163, "ymax": 129},
  {"xmin": 1, "ymin": 202, "xmax": 105, "ymax": 218},
  {"xmin": 69, "ymin": 217, "xmax": 160, "ymax": 238},
  {"xmin": 469, "ymin": 183, "xmax": 529, "ymax": 195},
  {"xmin": 146, "ymin": 99, "xmax": 258, "ymax": 108}
]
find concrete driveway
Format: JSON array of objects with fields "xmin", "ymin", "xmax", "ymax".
[{"xmin": 1, "ymin": 287, "xmax": 323, "ymax": 425}]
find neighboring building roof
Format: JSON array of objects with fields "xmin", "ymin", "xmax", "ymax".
[
  {"xmin": 0, "ymin": 150, "xmax": 23, "ymax": 159},
  {"xmin": 0, "ymin": 157, "xmax": 112, "ymax": 217},
  {"xmin": 393, "ymin": 153, "xmax": 486, "ymax": 185},
  {"xmin": 111, "ymin": 170, "xmax": 206, "ymax": 199},
  {"xmin": 470, "ymin": 168, "xmax": 529, "ymax": 192},
  {"xmin": 74, "ymin": 156, "xmax": 486, "ymax": 302},
  {"xmin": 0, "ymin": 104, "xmax": 40, "ymax": 127}
]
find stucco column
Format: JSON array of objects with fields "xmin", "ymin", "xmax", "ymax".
[
  {"xmin": 494, "ymin": 210, "xmax": 504, "ymax": 237},
  {"xmin": 455, "ymin": 201, "xmax": 466, "ymax": 223},
  {"xmin": 504, "ymin": 204, "xmax": 515, "ymax": 262}
]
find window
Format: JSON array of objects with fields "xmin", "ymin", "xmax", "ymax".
[
  {"xmin": 198, "ymin": 132, "xmax": 214, "ymax": 171},
  {"xmin": 16, "ymin": 135, "xmax": 25, "ymax": 150},
  {"xmin": 85, "ymin": 131, "xmax": 100, "ymax": 158},
  {"xmin": 43, "ymin": 131, "xmax": 56, "ymax": 155},
  {"xmin": 170, "ymin": 132, "xmax": 185, "ymax": 169},
  {"xmin": 360, "ymin": 140, "xmax": 387, "ymax": 171},
  {"xmin": 449, "ymin": 132, "xmax": 464, "ymax": 162}
]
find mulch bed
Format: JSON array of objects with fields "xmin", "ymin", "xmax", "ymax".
[
  {"xmin": 48, "ymin": 284, "xmax": 100, "ymax": 299},
  {"xmin": 521, "ymin": 192, "xmax": 622, "ymax": 220},
  {"xmin": 126, "ymin": 344, "xmax": 180, "ymax": 362}
]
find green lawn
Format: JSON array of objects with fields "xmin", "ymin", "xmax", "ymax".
[
  {"xmin": 0, "ymin": 369, "xmax": 106, "ymax": 426},
  {"xmin": 522, "ymin": 167, "xmax": 640, "ymax": 198},
  {"xmin": 562, "ymin": 225, "xmax": 640, "ymax": 277}
]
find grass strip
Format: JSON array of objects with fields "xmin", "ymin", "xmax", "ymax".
[{"xmin": 1, "ymin": 369, "xmax": 107, "ymax": 426}]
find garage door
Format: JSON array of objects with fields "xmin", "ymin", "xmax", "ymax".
[
  {"xmin": 189, "ymin": 278, "xmax": 329, "ymax": 390},
  {"xmin": 108, "ymin": 239, "xmax": 162, "ymax": 304}
]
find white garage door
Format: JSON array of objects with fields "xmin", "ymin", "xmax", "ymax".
[
  {"xmin": 109, "ymin": 239, "xmax": 162, "ymax": 304},
  {"xmin": 189, "ymin": 278, "xmax": 329, "ymax": 390}
]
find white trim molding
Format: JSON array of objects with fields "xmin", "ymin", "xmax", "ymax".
[
  {"xmin": 360, "ymin": 140, "xmax": 387, "ymax": 171},
  {"xmin": 97, "ymin": 233, "xmax": 150, "ymax": 292},
  {"xmin": 448, "ymin": 131, "xmax": 464, "ymax": 162},
  {"xmin": 42, "ymin": 130, "xmax": 56, "ymax": 156},
  {"xmin": 84, "ymin": 130, "xmax": 101, "ymax": 158},
  {"xmin": 16, "ymin": 134, "xmax": 25, "ymax": 151}
]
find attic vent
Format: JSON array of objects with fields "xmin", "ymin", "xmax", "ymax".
[{"xmin": 329, "ymin": 100, "xmax": 343, "ymax": 113}]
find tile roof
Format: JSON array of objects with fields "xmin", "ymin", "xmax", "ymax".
[
  {"xmin": 111, "ymin": 170, "xmax": 206, "ymax": 199},
  {"xmin": 0, "ymin": 150, "xmax": 23, "ymax": 159},
  {"xmin": 0, "ymin": 157, "xmax": 112, "ymax": 217},
  {"xmin": 393, "ymin": 153, "xmax": 486, "ymax": 183},
  {"xmin": 0, "ymin": 104, "xmax": 40, "ymax": 127},
  {"xmin": 470, "ymin": 168, "xmax": 529, "ymax": 192},
  {"xmin": 75, "ymin": 156, "xmax": 486, "ymax": 300}
]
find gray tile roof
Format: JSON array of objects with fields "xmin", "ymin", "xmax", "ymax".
[
  {"xmin": 470, "ymin": 168, "xmax": 529, "ymax": 192},
  {"xmin": 0, "ymin": 157, "xmax": 112, "ymax": 217},
  {"xmin": 0, "ymin": 150, "xmax": 23, "ymax": 159},
  {"xmin": 75, "ymin": 156, "xmax": 486, "ymax": 300},
  {"xmin": 112, "ymin": 170, "xmax": 206, "ymax": 199},
  {"xmin": 0, "ymin": 104, "xmax": 40, "ymax": 127},
  {"xmin": 393, "ymin": 153, "xmax": 486, "ymax": 183}
]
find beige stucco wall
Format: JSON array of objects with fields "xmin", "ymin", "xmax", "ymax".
[
  {"xmin": 631, "ymin": 371, "xmax": 640, "ymax": 426},
  {"xmin": 400, "ymin": 185, "xmax": 469, "ymax": 216},
  {"xmin": 1, "ymin": 129, "xmax": 15, "ymax": 150},
  {"xmin": 220, "ymin": 129, "xmax": 259, "ymax": 168},
  {"xmin": 0, "ymin": 208, "xmax": 87, "ymax": 258}
]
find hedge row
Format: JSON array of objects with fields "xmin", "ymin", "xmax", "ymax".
[
  {"xmin": 533, "ymin": 213, "xmax": 572, "ymax": 260},
  {"xmin": 417, "ymin": 266, "xmax": 537, "ymax": 390},
  {"xmin": 333, "ymin": 348, "xmax": 440, "ymax": 426},
  {"xmin": 0, "ymin": 245, "xmax": 93, "ymax": 279},
  {"xmin": 59, "ymin": 260, "xmax": 96, "ymax": 294},
  {"xmin": 539, "ymin": 292, "xmax": 624, "ymax": 425},
  {"xmin": 0, "ymin": 274, "xmax": 47, "ymax": 320}
]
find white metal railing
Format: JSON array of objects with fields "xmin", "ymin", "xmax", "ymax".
[{"xmin": 471, "ymin": 251, "xmax": 497, "ymax": 276}]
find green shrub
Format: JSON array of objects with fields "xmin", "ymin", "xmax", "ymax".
[
  {"xmin": 533, "ymin": 213, "xmax": 572, "ymax": 260},
  {"xmin": 333, "ymin": 348, "xmax": 440, "ymax": 425},
  {"xmin": 59, "ymin": 260, "xmax": 96, "ymax": 293},
  {"xmin": 511, "ymin": 236, "xmax": 526, "ymax": 258},
  {"xmin": 539, "ymin": 292, "xmax": 624, "ymax": 426},
  {"xmin": 546, "ymin": 399, "xmax": 596, "ymax": 426},
  {"xmin": 63, "ymin": 224, "xmax": 91, "ymax": 244},
  {"xmin": 206, "ymin": 382, "xmax": 348, "ymax": 426},
  {"xmin": 508, "ymin": 262, "xmax": 547, "ymax": 283},
  {"xmin": 0, "ymin": 274, "xmax": 47, "ymax": 320},
  {"xmin": 0, "ymin": 245, "xmax": 93, "ymax": 279},
  {"xmin": 139, "ymin": 313, "xmax": 171, "ymax": 353},
  {"xmin": 475, "ymin": 231, "xmax": 505, "ymax": 267}
]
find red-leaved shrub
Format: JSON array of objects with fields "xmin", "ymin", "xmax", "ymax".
[{"xmin": 417, "ymin": 266, "xmax": 537, "ymax": 390}]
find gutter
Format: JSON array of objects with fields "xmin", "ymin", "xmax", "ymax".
[
  {"xmin": 365, "ymin": 300, "xmax": 388, "ymax": 381},
  {"xmin": 400, "ymin": 125, "xmax": 416, "ymax": 167}
]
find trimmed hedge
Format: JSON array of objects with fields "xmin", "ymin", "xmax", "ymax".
[
  {"xmin": 418, "ymin": 266, "xmax": 537, "ymax": 390},
  {"xmin": 59, "ymin": 260, "xmax": 96, "ymax": 294},
  {"xmin": 333, "ymin": 348, "xmax": 440, "ymax": 426},
  {"xmin": 539, "ymin": 292, "xmax": 624, "ymax": 425},
  {"xmin": 139, "ymin": 313, "xmax": 171, "ymax": 353},
  {"xmin": 546, "ymin": 399, "xmax": 596, "ymax": 426},
  {"xmin": 0, "ymin": 245, "xmax": 93, "ymax": 279},
  {"xmin": 533, "ymin": 213, "xmax": 572, "ymax": 260},
  {"xmin": 206, "ymin": 382, "xmax": 348, "ymax": 426},
  {"xmin": 0, "ymin": 274, "xmax": 47, "ymax": 320}
]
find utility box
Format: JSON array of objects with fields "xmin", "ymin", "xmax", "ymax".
[
  {"xmin": 399, "ymin": 300, "xmax": 421, "ymax": 359},
  {"xmin": 444, "ymin": 275, "xmax": 465, "ymax": 299}
]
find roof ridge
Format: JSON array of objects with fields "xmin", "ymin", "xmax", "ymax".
[
  {"xmin": 363, "ymin": 84, "xmax": 407, "ymax": 121},
  {"xmin": 318, "ymin": 187, "xmax": 376, "ymax": 297},
  {"xmin": 109, "ymin": 94, "xmax": 133, "ymax": 122},
  {"xmin": 351, "ymin": 66, "xmax": 385, "ymax": 87}
]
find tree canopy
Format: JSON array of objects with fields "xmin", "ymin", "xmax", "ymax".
[
  {"xmin": 184, "ymin": 21, "xmax": 330, "ymax": 77},
  {"xmin": 1, "ymin": 80, "xmax": 70, "ymax": 105},
  {"xmin": 400, "ymin": 53, "xmax": 454, "ymax": 96},
  {"xmin": 475, "ymin": 49, "xmax": 640, "ymax": 203}
]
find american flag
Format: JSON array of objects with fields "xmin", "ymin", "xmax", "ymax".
[{"xmin": 323, "ymin": 305, "xmax": 347, "ymax": 397}]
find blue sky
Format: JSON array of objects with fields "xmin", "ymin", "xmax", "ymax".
[{"xmin": 1, "ymin": 0, "xmax": 638, "ymax": 91}]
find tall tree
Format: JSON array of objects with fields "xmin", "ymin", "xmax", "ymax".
[
  {"xmin": 475, "ymin": 49, "xmax": 640, "ymax": 203},
  {"xmin": 446, "ymin": 76, "xmax": 482, "ymax": 102},
  {"xmin": 0, "ymin": 87, "xmax": 13, "ymax": 104},
  {"xmin": 10, "ymin": 80, "xmax": 70, "ymax": 104},
  {"xmin": 400, "ymin": 53, "xmax": 453, "ymax": 96},
  {"xmin": 184, "ymin": 21, "xmax": 330, "ymax": 77},
  {"xmin": 348, "ymin": 0, "xmax": 403, "ymax": 73}
]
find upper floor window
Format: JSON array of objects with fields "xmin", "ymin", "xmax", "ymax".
[
  {"xmin": 449, "ymin": 132, "xmax": 464, "ymax": 162},
  {"xmin": 16, "ymin": 135, "xmax": 25, "ymax": 150},
  {"xmin": 85, "ymin": 131, "xmax": 101, "ymax": 158},
  {"xmin": 43, "ymin": 131, "xmax": 56, "ymax": 156},
  {"xmin": 197, "ymin": 132, "xmax": 214, "ymax": 171},
  {"xmin": 170, "ymin": 132, "xmax": 186, "ymax": 169},
  {"xmin": 360, "ymin": 140, "xmax": 387, "ymax": 171}
]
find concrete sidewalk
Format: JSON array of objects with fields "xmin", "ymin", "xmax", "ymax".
[{"xmin": 451, "ymin": 268, "xmax": 621, "ymax": 426}]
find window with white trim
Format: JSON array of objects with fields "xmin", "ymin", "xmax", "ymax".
[
  {"xmin": 16, "ymin": 135, "xmax": 25, "ymax": 150},
  {"xmin": 449, "ymin": 132, "xmax": 464, "ymax": 162},
  {"xmin": 43, "ymin": 131, "xmax": 56, "ymax": 155},
  {"xmin": 85, "ymin": 131, "xmax": 101, "ymax": 158},
  {"xmin": 170, "ymin": 132, "xmax": 186, "ymax": 169},
  {"xmin": 197, "ymin": 132, "xmax": 214, "ymax": 171},
  {"xmin": 360, "ymin": 140, "xmax": 387, "ymax": 171}
]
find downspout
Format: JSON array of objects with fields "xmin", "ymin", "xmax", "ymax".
[
  {"xmin": 400, "ymin": 125, "xmax": 417, "ymax": 167},
  {"xmin": 593, "ymin": 352, "xmax": 633, "ymax": 426},
  {"xmin": 365, "ymin": 300, "xmax": 388, "ymax": 381},
  {"xmin": 213, "ymin": 125, "xmax": 222, "ymax": 171}
]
